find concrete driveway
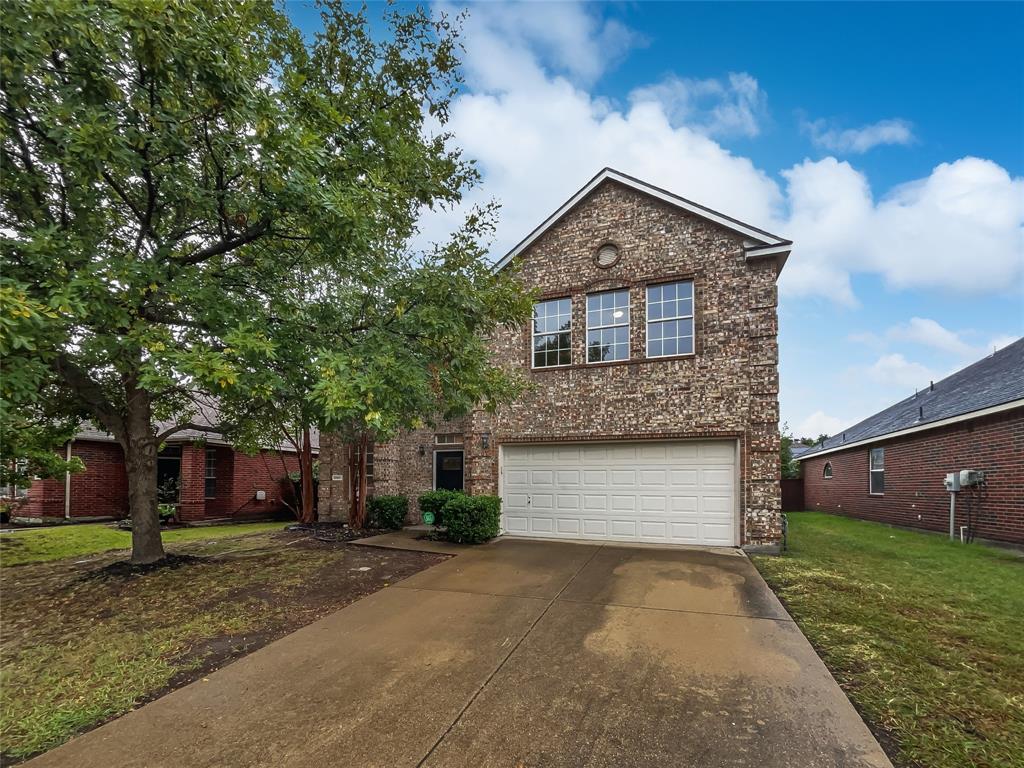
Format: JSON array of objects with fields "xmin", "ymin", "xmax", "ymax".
[{"xmin": 28, "ymin": 538, "xmax": 891, "ymax": 768}]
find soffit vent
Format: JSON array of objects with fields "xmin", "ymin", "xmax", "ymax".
[{"xmin": 595, "ymin": 243, "xmax": 620, "ymax": 268}]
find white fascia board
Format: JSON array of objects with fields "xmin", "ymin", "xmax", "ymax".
[
  {"xmin": 794, "ymin": 399, "xmax": 1024, "ymax": 461},
  {"xmin": 493, "ymin": 168, "xmax": 790, "ymax": 273},
  {"xmin": 744, "ymin": 243, "xmax": 792, "ymax": 258}
]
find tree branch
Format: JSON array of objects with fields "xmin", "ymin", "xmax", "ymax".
[{"xmin": 175, "ymin": 217, "xmax": 272, "ymax": 265}]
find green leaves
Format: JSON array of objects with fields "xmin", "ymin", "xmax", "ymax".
[{"xmin": 1, "ymin": 1, "xmax": 527, "ymax": 507}]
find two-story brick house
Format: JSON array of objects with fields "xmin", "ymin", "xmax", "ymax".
[{"xmin": 319, "ymin": 169, "xmax": 791, "ymax": 550}]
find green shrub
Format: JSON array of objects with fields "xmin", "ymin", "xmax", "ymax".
[
  {"xmin": 417, "ymin": 489, "xmax": 463, "ymax": 526},
  {"xmin": 158, "ymin": 503, "xmax": 176, "ymax": 524},
  {"xmin": 368, "ymin": 495, "xmax": 408, "ymax": 530},
  {"xmin": 441, "ymin": 494, "xmax": 501, "ymax": 544}
]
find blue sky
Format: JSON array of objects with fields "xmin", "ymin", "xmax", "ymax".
[{"xmin": 288, "ymin": 1, "xmax": 1024, "ymax": 438}]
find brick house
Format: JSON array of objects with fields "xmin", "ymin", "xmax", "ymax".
[
  {"xmin": 797, "ymin": 338, "xmax": 1023, "ymax": 545},
  {"xmin": 319, "ymin": 168, "xmax": 791, "ymax": 550},
  {"xmin": 6, "ymin": 423, "xmax": 315, "ymax": 525}
]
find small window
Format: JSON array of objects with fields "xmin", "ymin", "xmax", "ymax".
[
  {"xmin": 4, "ymin": 459, "xmax": 30, "ymax": 498},
  {"xmin": 435, "ymin": 433, "xmax": 462, "ymax": 445},
  {"xmin": 646, "ymin": 280, "xmax": 694, "ymax": 357},
  {"xmin": 532, "ymin": 298, "xmax": 572, "ymax": 368},
  {"xmin": 823, "ymin": 461, "xmax": 833, "ymax": 480},
  {"xmin": 204, "ymin": 448, "xmax": 216, "ymax": 499},
  {"xmin": 869, "ymin": 448, "xmax": 884, "ymax": 495},
  {"xmin": 586, "ymin": 289, "xmax": 629, "ymax": 362},
  {"xmin": 365, "ymin": 444, "xmax": 374, "ymax": 480}
]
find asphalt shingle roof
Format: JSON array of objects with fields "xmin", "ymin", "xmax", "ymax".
[{"xmin": 796, "ymin": 337, "xmax": 1024, "ymax": 460}]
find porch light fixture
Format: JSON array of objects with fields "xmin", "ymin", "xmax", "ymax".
[
  {"xmin": 481, "ymin": 433, "xmax": 491, "ymax": 449},
  {"xmin": 418, "ymin": 445, "xmax": 426, "ymax": 457}
]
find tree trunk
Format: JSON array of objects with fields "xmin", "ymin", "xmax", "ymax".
[
  {"xmin": 123, "ymin": 384, "xmax": 165, "ymax": 564},
  {"xmin": 299, "ymin": 426, "xmax": 315, "ymax": 525},
  {"xmin": 348, "ymin": 433, "xmax": 369, "ymax": 529},
  {"xmin": 357, "ymin": 432, "xmax": 368, "ymax": 527}
]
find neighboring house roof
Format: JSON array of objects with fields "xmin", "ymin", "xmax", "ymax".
[
  {"xmin": 492, "ymin": 167, "xmax": 793, "ymax": 273},
  {"xmin": 76, "ymin": 413, "xmax": 320, "ymax": 453},
  {"xmin": 797, "ymin": 337, "xmax": 1024, "ymax": 461},
  {"xmin": 789, "ymin": 443, "xmax": 814, "ymax": 459}
]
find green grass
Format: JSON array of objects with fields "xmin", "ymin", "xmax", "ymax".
[
  {"xmin": 0, "ymin": 522, "xmax": 287, "ymax": 567},
  {"xmin": 0, "ymin": 528, "xmax": 441, "ymax": 760},
  {"xmin": 753, "ymin": 512, "xmax": 1024, "ymax": 768}
]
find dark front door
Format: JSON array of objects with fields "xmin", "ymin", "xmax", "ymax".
[{"xmin": 435, "ymin": 450, "xmax": 464, "ymax": 491}]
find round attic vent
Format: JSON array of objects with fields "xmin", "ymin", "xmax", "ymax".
[{"xmin": 595, "ymin": 243, "xmax": 620, "ymax": 268}]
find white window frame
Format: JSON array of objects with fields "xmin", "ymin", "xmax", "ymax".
[
  {"xmin": 204, "ymin": 448, "xmax": 217, "ymax": 499},
  {"xmin": 531, "ymin": 297, "xmax": 573, "ymax": 369},
  {"xmin": 869, "ymin": 448, "xmax": 884, "ymax": 495},
  {"xmin": 645, "ymin": 280, "xmax": 695, "ymax": 358},
  {"xmin": 586, "ymin": 289, "xmax": 630, "ymax": 363},
  {"xmin": 823, "ymin": 461, "xmax": 833, "ymax": 480},
  {"xmin": 434, "ymin": 433, "xmax": 462, "ymax": 445}
]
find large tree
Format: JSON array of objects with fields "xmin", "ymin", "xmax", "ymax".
[{"xmin": 1, "ymin": 1, "xmax": 525, "ymax": 562}]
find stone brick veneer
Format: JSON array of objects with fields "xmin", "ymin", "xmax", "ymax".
[
  {"xmin": 320, "ymin": 179, "xmax": 784, "ymax": 545},
  {"xmin": 801, "ymin": 409, "xmax": 1024, "ymax": 545}
]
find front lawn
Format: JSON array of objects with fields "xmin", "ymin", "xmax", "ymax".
[
  {"xmin": 0, "ymin": 521, "xmax": 285, "ymax": 567},
  {"xmin": 753, "ymin": 512, "xmax": 1024, "ymax": 768},
  {"xmin": 0, "ymin": 527, "xmax": 445, "ymax": 761}
]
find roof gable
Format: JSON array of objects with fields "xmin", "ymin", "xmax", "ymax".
[{"xmin": 493, "ymin": 168, "xmax": 792, "ymax": 272}]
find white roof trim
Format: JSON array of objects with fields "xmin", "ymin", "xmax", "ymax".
[
  {"xmin": 493, "ymin": 168, "xmax": 791, "ymax": 273},
  {"xmin": 744, "ymin": 243, "xmax": 792, "ymax": 258},
  {"xmin": 795, "ymin": 398, "xmax": 1024, "ymax": 461}
]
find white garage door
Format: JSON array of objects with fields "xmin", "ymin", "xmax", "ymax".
[{"xmin": 501, "ymin": 441, "xmax": 737, "ymax": 546}]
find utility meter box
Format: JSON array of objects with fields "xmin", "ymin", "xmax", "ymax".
[
  {"xmin": 944, "ymin": 472, "xmax": 960, "ymax": 492},
  {"xmin": 959, "ymin": 469, "xmax": 984, "ymax": 486}
]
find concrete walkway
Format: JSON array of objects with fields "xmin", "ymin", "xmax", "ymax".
[{"xmin": 28, "ymin": 538, "xmax": 892, "ymax": 768}]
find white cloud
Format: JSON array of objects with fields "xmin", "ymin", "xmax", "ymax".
[
  {"xmin": 447, "ymin": 1, "xmax": 643, "ymax": 92},
  {"xmin": 887, "ymin": 317, "xmax": 976, "ymax": 357},
  {"xmin": 986, "ymin": 334, "xmax": 1020, "ymax": 353},
  {"xmin": 422, "ymin": 2, "xmax": 1024, "ymax": 308},
  {"xmin": 629, "ymin": 72, "xmax": 767, "ymax": 138},
  {"xmin": 795, "ymin": 410, "xmax": 844, "ymax": 439},
  {"xmin": 803, "ymin": 117, "xmax": 915, "ymax": 154},
  {"xmin": 850, "ymin": 319, "xmax": 1021, "ymax": 361},
  {"xmin": 864, "ymin": 353, "xmax": 938, "ymax": 390},
  {"xmin": 778, "ymin": 156, "xmax": 1024, "ymax": 304}
]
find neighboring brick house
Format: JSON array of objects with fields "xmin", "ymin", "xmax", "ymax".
[
  {"xmin": 797, "ymin": 338, "xmax": 1024, "ymax": 545},
  {"xmin": 6, "ymin": 423, "xmax": 315, "ymax": 525},
  {"xmin": 320, "ymin": 168, "xmax": 791, "ymax": 550}
]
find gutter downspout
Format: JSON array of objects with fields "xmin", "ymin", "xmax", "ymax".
[{"xmin": 64, "ymin": 439, "xmax": 73, "ymax": 520}]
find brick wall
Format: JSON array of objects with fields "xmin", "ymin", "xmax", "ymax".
[
  {"xmin": 15, "ymin": 440, "xmax": 302, "ymax": 523},
  {"xmin": 15, "ymin": 441, "xmax": 129, "ymax": 521},
  {"xmin": 320, "ymin": 178, "xmax": 784, "ymax": 544},
  {"xmin": 801, "ymin": 409, "xmax": 1024, "ymax": 544}
]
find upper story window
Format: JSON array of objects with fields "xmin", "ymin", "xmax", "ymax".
[
  {"xmin": 533, "ymin": 298, "xmax": 572, "ymax": 368},
  {"xmin": 365, "ymin": 444, "xmax": 374, "ymax": 480},
  {"xmin": 586, "ymin": 289, "xmax": 630, "ymax": 363},
  {"xmin": 823, "ymin": 461, "xmax": 833, "ymax": 479},
  {"xmin": 869, "ymin": 447, "xmax": 885, "ymax": 494},
  {"xmin": 646, "ymin": 280, "xmax": 694, "ymax": 357}
]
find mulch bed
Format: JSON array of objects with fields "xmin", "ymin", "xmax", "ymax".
[
  {"xmin": 284, "ymin": 522, "xmax": 389, "ymax": 542},
  {"xmin": 0, "ymin": 527, "xmax": 448, "ymax": 764}
]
